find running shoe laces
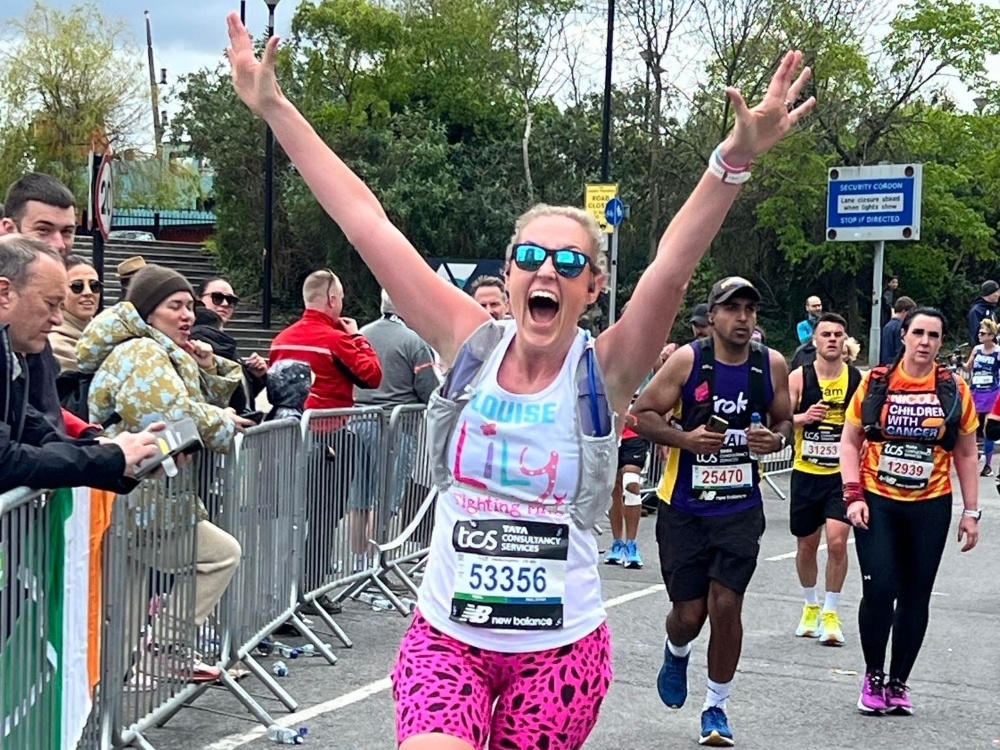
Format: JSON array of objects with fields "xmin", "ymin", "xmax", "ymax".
[
  {"xmin": 885, "ymin": 678, "xmax": 914, "ymax": 715},
  {"xmin": 858, "ymin": 668, "xmax": 887, "ymax": 713},
  {"xmin": 820, "ymin": 610, "xmax": 845, "ymax": 646},
  {"xmin": 795, "ymin": 603, "xmax": 821, "ymax": 637},
  {"xmin": 657, "ymin": 642, "xmax": 689, "ymax": 709},
  {"xmin": 605, "ymin": 539, "xmax": 625, "ymax": 565},
  {"xmin": 624, "ymin": 539, "xmax": 643, "ymax": 569}
]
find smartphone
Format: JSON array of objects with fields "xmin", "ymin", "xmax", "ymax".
[
  {"xmin": 134, "ymin": 418, "xmax": 203, "ymax": 479},
  {"xmin": 706, "ymin": 415, "xmax": 729, "ymax": 434},
  {"xmin": 241, "ymin": 410, "xmax": 265, "ymax": 425}
]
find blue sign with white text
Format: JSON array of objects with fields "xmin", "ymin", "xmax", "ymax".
[{"xmin": 827, "ymin": 177, "xmax": 916, "ymax": 230}]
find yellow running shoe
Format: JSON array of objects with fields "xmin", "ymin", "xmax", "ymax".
[
  {"xmin": 795, "ymin": 603, "xmax": 821, "ymax": 638},
  {"xmin": 820, "ymin": 610, "xmax": 845, "ymax": 646}
]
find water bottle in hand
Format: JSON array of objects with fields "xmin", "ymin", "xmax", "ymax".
[{"xmin": 748, "ymin": 412, "xmax": 765, "ymax": 461}]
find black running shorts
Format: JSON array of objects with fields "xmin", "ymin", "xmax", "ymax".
[
  {"xmin": 617, "ymin": 436, "xmax": 650, "ymax": 471},
  {"xmin": 655, "ymin": 502, "xmax": 765, "ymax": 601},
  {"xmin": 789, "ymin": 470, "xmax": 849, "ymax": 538}
]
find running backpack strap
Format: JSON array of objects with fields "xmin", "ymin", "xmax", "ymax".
[
  {"xmin": 575, "ymin": 335, "xmax": 613, "ymax": 438},
  {"xmin": 861, "ymin": 366, "xmax": 891, "ymax": 442},
  {"xmin": 798, "ymin": 362, "xmax": 822, "ymax": 413},
  {"xmin": 934, "ymin": 365, "xmax": 961, "ymax": 451},
  {"xmin": 748, "ymin": 342, "xmax": 768, "ymax": 417},
  {"xmin": 681, "ymin": 338, "xmax": 716, "ymax": 431},
  {"xmin": 845, "ymin": 365, "xmax": 862, "ymax": 404},
  {"xmin": 438, "ymin": 321, "xmax": 506, "ymax": 400}
]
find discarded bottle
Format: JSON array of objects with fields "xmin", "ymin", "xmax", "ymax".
[
  {"xmin": 272, "ymin": 661, "xmax": 288, "ymax": 677},
  {"xmin": 400, "ymin": 597, "xmax": 418, "ymax": 614},
  {"xmin": 748, "ymin": 412, "xmax": 765, "ymax": 461},
  {"xmin": 356, "ymin": 591, "xmax": 393, "ymax": 612},
  {"xmin": 273, "ymin": 642, "xmax": 302, "ymax": 659},
  {"xmin": 266, "ymin": 725, "xmax": 306, "ymax": 744},
  {"xmin": 295, "ymin": 643, "xmax": 331, "ymax": 657}
]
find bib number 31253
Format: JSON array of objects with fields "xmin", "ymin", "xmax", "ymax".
[{"xmin": 450, "ymin": 519, "xmax": 568, "ymax": 630}]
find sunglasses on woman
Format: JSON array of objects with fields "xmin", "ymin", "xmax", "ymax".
[
  {"xmin": 69, "ymin": 280, "xmax": 103, "ymax": 294},
  {"xmin": 511, "ymin": 242, "xmax": 595, "ymax": 279},
  {"xmin": 206, "ymin": 291, "xmax": 240, "ymax": 307}
]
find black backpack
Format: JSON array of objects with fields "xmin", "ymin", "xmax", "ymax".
[
  {"xmin": 681, "ymin": 338, "xmax": 768, "ymax": 431},
  {"xmin": 56, "ymin": 370, "xmax": 93, "ymax": 422},
  {"xmin": 860, "ymin": 365, "xmax": 961, "ymax": 451}
]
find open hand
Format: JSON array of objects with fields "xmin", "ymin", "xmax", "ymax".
[
  {"xmin": 226, "ymin": 12, "xmax": 285, "ymax": 117},
  {"xmin": 957, "ymin": 516, "xmax": 979, "ymax": 552},
  {"xmin": 720, "ymin": 50, "xmax": 816, "ymax": 166}
]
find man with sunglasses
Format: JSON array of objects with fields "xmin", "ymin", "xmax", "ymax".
[
  {"xmin": 631, "ymin": 276, "xmax": 793, "ymax": 746},
  {"xmin": 192, "ymin": 277, "xmax": 267, "ymax": 413},
  {"xmin": 0, "ymin": 173, "xmax": 83, "ymax": 435}
]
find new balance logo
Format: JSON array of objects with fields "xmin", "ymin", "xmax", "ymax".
[{"xmin": 456, "ymin": 603, "xmax": 492, "ymax": 624}]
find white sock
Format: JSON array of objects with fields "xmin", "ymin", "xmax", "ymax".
[
  {"xmin": 667, "ymin": 638, "xmax": 691, "ymax": 659},
  {"xmin": 823, "ymin": 591, "xmax": 840, "ymax": 613},
  {"xmin": 703, "ymin": 679, "xmax": 731, "ymax": 711},
  {"xmin": 803, "ymin": 587, "xmax": 818, "ymax": 606}
]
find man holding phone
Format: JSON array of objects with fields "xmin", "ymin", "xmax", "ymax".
[
  {"xmin": 786, "ymin": 313, "xmax": 860, "ymax": 646},
  {"xmin": 631, "ymin": 276, "xmax": 792, "ymax": 747}
]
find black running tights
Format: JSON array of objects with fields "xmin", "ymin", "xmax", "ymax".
[{"xmin": 855, "ymin": 492, "xmax": 951, "ymax": 683}]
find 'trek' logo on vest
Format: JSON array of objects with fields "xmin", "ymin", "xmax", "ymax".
[
  {"xmin": 714, "ymin": 391, "xmax": 749, "ymax": 415},
  {"xmin": 882, "ymin": 392, "xmax": 945, "ymax": 440}
]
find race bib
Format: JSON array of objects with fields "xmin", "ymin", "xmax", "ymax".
[
  {"xmin": 692, "ymin": 463, "xmax": 752, "ymax": 490},
  {"xmin": 690, "ymin": 430, "xmax": 756, "ymax": 502},
  {"xmin": 450, "ymin": 519, "xmax": 568, "ymax": 630},
  {"xmin": 877, "ymin": 443, "xmax": 934, "ymax": 490},
  {"xmin": 801, "ymin": 425, "xmax": 842, "ymax": 468},
  {"xmin": 972, "ymin": 371, "xmax": 994, "ymax": 389}
]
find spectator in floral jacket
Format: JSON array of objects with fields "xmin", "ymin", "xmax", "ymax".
[{"xmin": 76, "ymin": 264, "xmax": 254, "ymax": 682}]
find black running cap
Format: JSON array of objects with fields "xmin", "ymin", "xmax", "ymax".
[{"xmin": 708, "ymin": 276, "xmax": 761, "ymax": 308}]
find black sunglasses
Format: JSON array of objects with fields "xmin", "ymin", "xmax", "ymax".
[
  {"xmin": 206, "ymin": 291, "xmax": 240, "ymax": 307},
  {"xmin": 512, "ymin": 242, "xmax": 595, "ymax": 279},
  {"xmin": 69, "ymin": 279, "xmax": 103, "ymax": 294}
]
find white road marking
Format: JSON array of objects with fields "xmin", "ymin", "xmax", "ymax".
[
  {"xmin": 202, "ymin": 584, "xmax": 666, "ymax": 750},
  {"xmin": 764, "ymin": 537, "xmax": 855, "ymax": 562}
]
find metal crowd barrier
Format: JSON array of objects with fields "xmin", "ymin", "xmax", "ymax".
[
  {"xmin": 351, "ymin": 405, "xmax": 433, "ymax": 615},
  {"xmin": 759, "ymin": 445, "xmax": 795, "ymax": 500},
  {"xmin": 97, "ymin": 464, "xmax": 203, "ymax": 749},
  {"xmin": 296, "ymin": 407, "xmax": 387, "ymax": 645},
  {"xmin": 1, "ymin": 487, "xmax": 59, "ymax": 750}
]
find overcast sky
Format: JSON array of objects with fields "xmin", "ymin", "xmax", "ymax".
[{"xmin": 3, "ymin": 0, "xmax": 310, "ymax": 85}]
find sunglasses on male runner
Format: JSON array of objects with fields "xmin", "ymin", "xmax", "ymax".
[
  {"xmin": 69, "ymin": 279, "xmax": 103, "ymax": 294},
  {"xmin": 511, "ymin": 242, "xmax": 596, "ymax": 279},
  {"xmin": 205, "ymin": 291, "xmax": 240, "ymax": 307}
]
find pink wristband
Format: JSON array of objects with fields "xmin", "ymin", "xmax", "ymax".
[{"xmin": 713, "ymin": 146, "xmax": 751, "ymax": 173}]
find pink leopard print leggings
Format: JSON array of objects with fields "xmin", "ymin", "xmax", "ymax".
[{"xmin": 392, "ymin": 612, "xmax": 613, "ymax": 750}]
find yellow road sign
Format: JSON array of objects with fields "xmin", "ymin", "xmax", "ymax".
[{"xmin": 585, "ymin": 183, "xmax": 618, "ymax": 234}]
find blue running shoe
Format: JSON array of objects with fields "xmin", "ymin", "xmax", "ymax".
[
  {"xmin": 699, "ymin": 706, "xmax": 735, "ymax": 747},
  {"xmin": 605, "ymin": 539, "xmax": 625, "ymax": 565},
  {"xmin": 656, "ymin": 642, "xmax": 688, "ymax": 709},
  {"xmin": 624, "ymin": 539, "xmax": 643, "ymax": 569}
]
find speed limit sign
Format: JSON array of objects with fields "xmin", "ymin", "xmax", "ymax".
[{"xmin": 94, "ymin": 152, "xmax": 114, "ymax": 241}]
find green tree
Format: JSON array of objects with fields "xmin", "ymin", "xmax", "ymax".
[{"xmin": 0, "ymin": 1, "xmax": 148, "ymax": 199}]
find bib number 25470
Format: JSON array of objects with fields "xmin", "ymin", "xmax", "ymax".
[{"xmin": 450, "ymin": 519, "xmax": 568, "ymax": 630}]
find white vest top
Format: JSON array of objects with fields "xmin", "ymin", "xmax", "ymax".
[{"xmin": 417, "ymin": 324, "xmax": 606, "ymax": 652}]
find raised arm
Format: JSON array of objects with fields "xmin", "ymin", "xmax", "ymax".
[
  {"xmin": 225, "ymin": 14, "xmax": 487, "ymax": 364},
  {"xmin": 596, "ymin": 51, "xmax": 815, "ymax": 402}
]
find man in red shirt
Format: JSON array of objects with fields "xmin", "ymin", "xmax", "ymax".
[{"xmin": 270, "ymin": 269, "xmax": 382, "ymax": 615}]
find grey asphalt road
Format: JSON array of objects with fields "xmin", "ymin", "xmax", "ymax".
[{"xmin": 144, "ymin": 472, "xmax": 1000, "ymax": 750}]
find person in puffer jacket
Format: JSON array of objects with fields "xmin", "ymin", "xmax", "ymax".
[{"xmin": 76, "ymin": 264, "xmax": 254, "ymax": 683}]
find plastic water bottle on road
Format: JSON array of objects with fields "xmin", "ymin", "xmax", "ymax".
[
  {"xmin": 748, "ymin": 412, "xmax": 764, "ymax": 461},
  {"xmin": 274, "ymin": 642, "xmax": 302, "ymax": 659},
  {"xmin": 266, "ymin": 725, "xmax": 306, "ymax": 744},
  {"xmin": 356, "ymin": 591, "xmax": 393, "ymax": 611},
  {"xmin": 272, "ymin": 661, "xmax": 288, "ymax": 677}
]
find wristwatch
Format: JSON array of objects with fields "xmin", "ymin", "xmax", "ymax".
[
  {"xmin": 777, "ymin": 433, "xmax": 788, "ymax": 451},
  {"xmin": 962, "ymin": 508, "xmax": 982, "ymax": 521}
]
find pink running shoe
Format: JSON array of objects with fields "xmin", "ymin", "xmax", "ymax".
[
  {"xmin": 885, "ymin": 678, "xmax": 914, "ymax": 715},
  {"xmin": 857, "ymin": 668, "xmax": 887, "ymax": 714}
]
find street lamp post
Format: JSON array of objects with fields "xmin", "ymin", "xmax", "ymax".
[
  {"xmin": 599, "ymin": 0, "xmax": 616, "ymax": 182},
  {"xmin": 262, "ymin": 0, "xmax": 280, "ymax": 329}
]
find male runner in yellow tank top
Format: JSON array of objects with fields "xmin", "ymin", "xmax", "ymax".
[{"xmin": 787, "ymin": 313, "xmax": 860, "ymax": 646}]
